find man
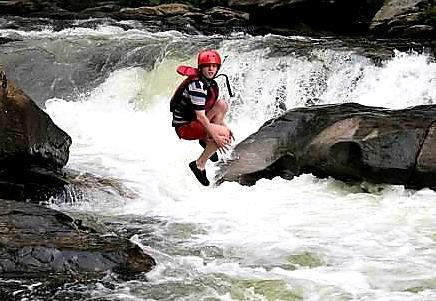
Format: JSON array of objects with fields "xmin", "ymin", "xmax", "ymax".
[{"xmin": 171, "ymin": 49, "xmax": 233, "ymax": 186}]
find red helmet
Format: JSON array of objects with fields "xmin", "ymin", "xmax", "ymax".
[{"xmin": 197, "ymin": 49, "xmax": 222, "ymax": 67}]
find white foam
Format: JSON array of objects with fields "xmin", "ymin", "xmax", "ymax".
[{"xmin": 45, "ymin": 44, "xmax": 436, "ymax": 300}]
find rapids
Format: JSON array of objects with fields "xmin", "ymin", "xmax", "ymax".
[{"xmin": 1, "ymin": 17, "xmax": 436, "ymax": 300}]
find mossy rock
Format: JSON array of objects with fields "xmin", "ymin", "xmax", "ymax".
[{"xmin": 286, "ymin": 251, "xmax": 325, "ymax": 268}]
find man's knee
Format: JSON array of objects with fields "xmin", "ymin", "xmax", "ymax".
[{"xmin": 215, "ymin": 99, "xmax": 229, "ymax": 114}]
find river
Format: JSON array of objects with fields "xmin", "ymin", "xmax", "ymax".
[{"xmin": 1, "ymin": 16, "xmax": 436, "ymax": 301}]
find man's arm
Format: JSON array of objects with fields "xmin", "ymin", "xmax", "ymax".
[{"xmin": 195, "ymin": 110, "xmax": 229, "ymax": 149}]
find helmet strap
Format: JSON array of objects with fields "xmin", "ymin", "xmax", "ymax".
[{"xmin": 215, "ymin": 74, "xmax": 234, "ymax": 97}]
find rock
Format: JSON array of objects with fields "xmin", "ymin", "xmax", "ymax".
[
  {"xmin": 156, "ymin": 3, "xmax": 200, "ymax": 16},
  {"xmin": 228, "ymin": 0, "xmax": 283, "ymax": 10},
  {"xmin": 401, "ymin": 24, "xmax": 434, "ymax": 36},
  {"xmin": 206, "ymin": 6, "xmax": 249, "ymax": 21},
  {"xmin": 370, "ymin": 0, "xmax": 435, "ymax": 37},
  {"xmin": 0, "ymin": 0, "xmax": 40, "ymax": 14},
  {"xmin": 0, "ymin": 70, "xmax": 71, "ymax": 170},
  {"xmin": 0, "ymin": 69, "xmax": 72, "ymax": 201},
  {"xmin": 371, "ymin": 0, "xmax": 423, "ymax": 26},
  {"xmin": 0, "ymin": 37, "xmax": 18, "ymax": 46},
  {"xmin": 217, "ymin": 103, "xmax": 436, "ymax": 189},
  {"xmin": 229, "ymin": 0, "xmax": 383, "ymax": 34},
  {"xmin": 120, "ymin": 3, "xmax": 200, "ymax": 17},
  {"xmin": 1, "ymin": 0, "xmax": 434, "ymax": 38},
  {"xmin": 120, "ymin": 6, "xmax": 164, "ymax": 16},
  {"xmin": 0, "ymin": 199, "xmax": 155, "ymax": 277},
  {"xmin": 81, "ymin": 4, "xmax": 121, "ymax": 14}
]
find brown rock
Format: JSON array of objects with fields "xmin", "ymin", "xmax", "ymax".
[
  {"xmin": 120, "ymin": 6, "xmax": 164, "ymax": 16},
  {"xmin": 157, "ymin": 3, "xmax": 199, "ymax": 16},
  {"xmin": 0, "ymin": 69, "xmax": 72, "ymax": 201},
  {"xmin": 0, "ymin": 70, "xmax": 71, "ymax": 170},
  {"xmin": 120, "ymin": 3, "xmax": 199, "ymax": 17},
  {"xmin": 206, "ymin": 6, "xmax": 249, "ymax": 21}
]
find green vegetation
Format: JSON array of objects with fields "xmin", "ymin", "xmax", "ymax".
[{"xmin": 418, "ymin": 3, "xmax": 436, "ymax": 26}]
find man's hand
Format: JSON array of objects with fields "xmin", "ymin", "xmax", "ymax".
[
  {"xmin": 211, "ymin": 130, "xmax": 230, "ymax": 150},
  {"xmin": 195, "ymin": 110, "xmax": 233, "ymax": 152}
]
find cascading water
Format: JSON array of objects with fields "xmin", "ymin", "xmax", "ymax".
[{"xmin": 1, "ymin": 17, "xmax": 436, "ymax": 300}]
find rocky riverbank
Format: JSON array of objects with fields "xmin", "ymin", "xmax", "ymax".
[
  {"xmin": 0, "ymin": 69, "xmax": 156, "ymax": 285},
  {"xmin": 0, "ymin": 0, "xmax": 434, "ymax": 38}
]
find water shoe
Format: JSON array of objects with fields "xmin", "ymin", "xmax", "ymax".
[{"xmin": 189, "ymin": 161, "xmax": 210, "ymax": 186}]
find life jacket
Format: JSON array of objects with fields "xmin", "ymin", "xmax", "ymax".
[{"xmin": 170, "ymin": 65, "xmax": 219, "ymax": 114}]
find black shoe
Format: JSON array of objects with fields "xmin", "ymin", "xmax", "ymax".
[
  {"xmin": 189, "ymin": 161, "xmax": 210, "ymax": 186},
  {"xmin": 199, "ymin": 140, "xmax": 218, "ymax": 162}
]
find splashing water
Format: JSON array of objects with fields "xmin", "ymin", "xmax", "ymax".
[{"xmin": 3, "ymin": 22, "xmax": 436, "ymax": 300}]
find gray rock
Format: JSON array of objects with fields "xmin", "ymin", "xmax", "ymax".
[
  {"xmin": 0, "ymin": 199, "xmax": 155, "ymax": 277},
  {"xmin": 217, "ymin": 103, "xmax": 436, "ymax": 189},
  {"xmin": 370, "ymin": 0, "xmax": 435, "ymax": 36},
  {"xmin": 206, "ymin": 6, "xmax": 249, "ymax": 21}
]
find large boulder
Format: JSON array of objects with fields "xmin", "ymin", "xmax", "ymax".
[
  {"xmin": 0, "ymin": 70, "xmax": 72, "ymax": 201},
  {"xmin": 217, "ymin": 103, "xmax": 436, "ymax": 189},
  {"xmin": 0, "ymin": 70, "xmax": 71, "ymax": 170},
  {"xmin": 0, "ymin": 199, "xmax": 155, "ymax": 277}
]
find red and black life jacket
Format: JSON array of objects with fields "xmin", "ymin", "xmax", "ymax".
[{"xmin": 170, "ymin": 66, "xmax": 218, "ymax": 114}]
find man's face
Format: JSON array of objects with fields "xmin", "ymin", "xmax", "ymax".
[{"xmin": 200, "ymin": 63, "xmax": 219, "ymax": 79}]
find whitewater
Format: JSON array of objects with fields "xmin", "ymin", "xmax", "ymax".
[{"xmin": 1, "ymin": 21, "xmax": 436, "ymax": 300}]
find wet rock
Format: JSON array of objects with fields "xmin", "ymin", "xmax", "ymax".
[
  {"xmin": 0, "ymin": 37, "xmax": 18, "ymax": 46},
  {"xmin": 118, "ymin": 3, "xmax": 249, "ymax": 34},
  {"xmin": 0, "ymin": 199, "xmax": 155, "ymax": 277},
  {"xmin": 0, "ymin": 69, "xmax": 71, "ymax": 201},
  {"xmin": 217, "ymin": 103, "xmax": 436, "ymax": 190},
  {"xmin": 0, "ymin": 70, "xmax": 71, "ymax": 169},
  {"xmin": 206, "ymin": 6, "xmax": 249, "ymax": 21},
  {"xmin": 120, "ymin": 3, "xmax": 201, "ymax": 17},
  {"xmin": 82, "ymin": 4, "xmax": 122, "ymax": 14},
  {"xmin": 150, "ymin": 3, "xmax": 201, "ymax": 16},
  {"xmin": 0, "ymin": 0, "xmax": 42, "ymax": 15},
  {"xmin": 120, "ymin": 6, "xmax": 165, "ymax": 16},
  {"xmin": 370, "ymin": 0, "xmax": 435, "ymax": 37}
]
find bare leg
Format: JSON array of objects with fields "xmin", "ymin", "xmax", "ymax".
[
  {"xmin": 196, "ymin": 138, "xmax": 219, "ymax": 170},
  {"xmin": 196, "ymin": 122, "xmax": 231, "ymax": 169},
  {"xmin": 193, "ymin": 100, "xmax": 230, "ymax": 174},
  {"xmin": 207, "ymin": 99, "xmax": 228, "ymax": 126},
  {"xmin": 195, "ymin": 100, "xmax": 230, "ymax": 169}
]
